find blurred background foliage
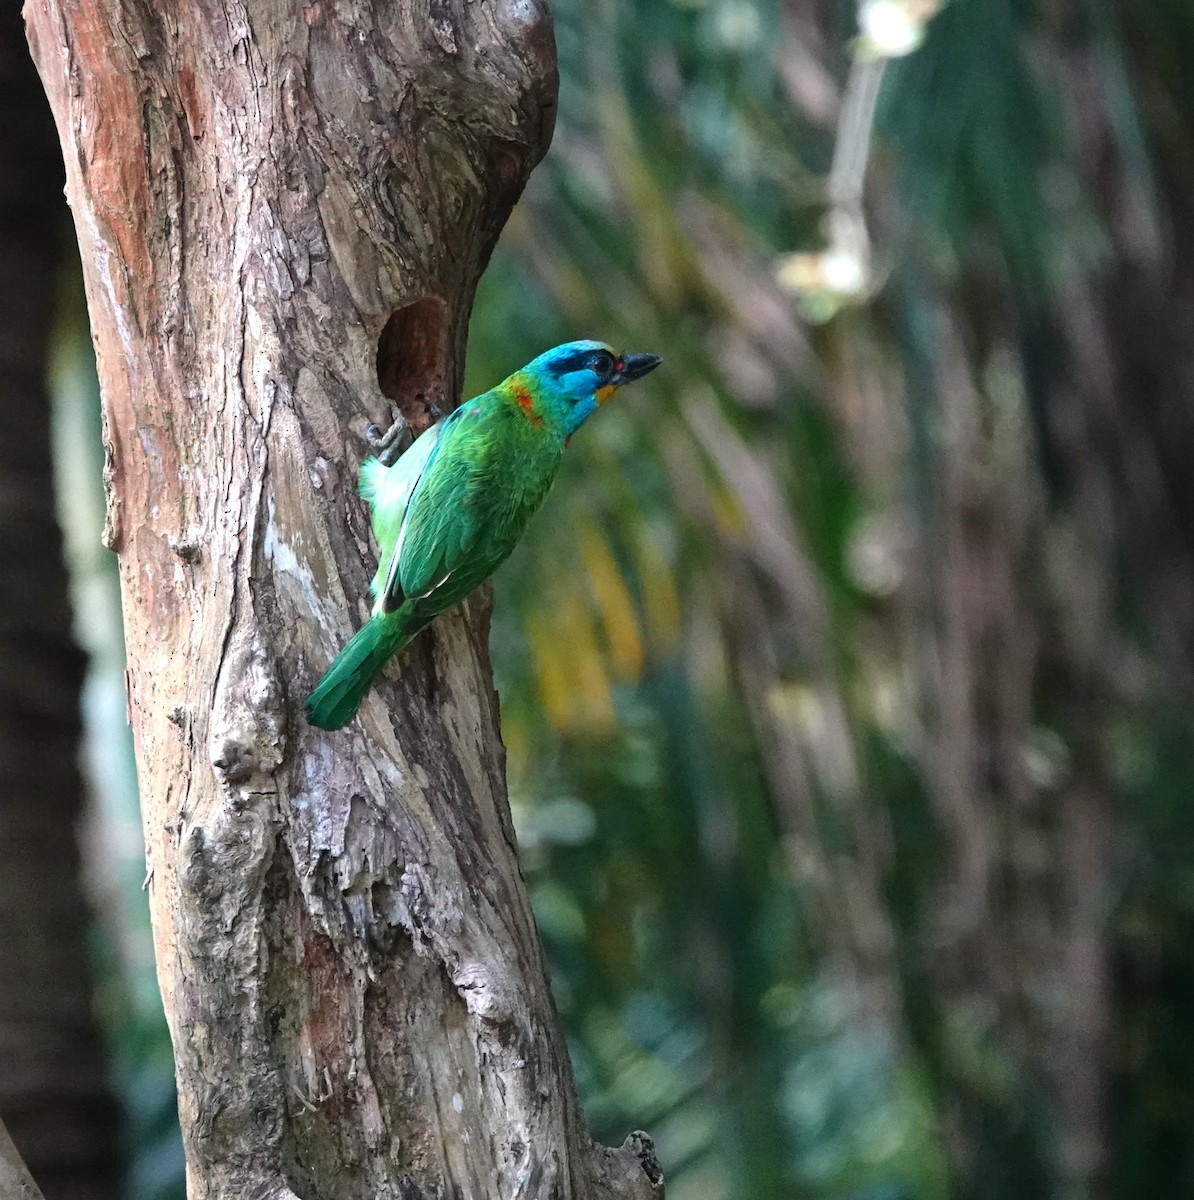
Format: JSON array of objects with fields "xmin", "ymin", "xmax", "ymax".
[{"xmin": 18, "ymin": 0, "xmax": 1194, "ymax": 1198}]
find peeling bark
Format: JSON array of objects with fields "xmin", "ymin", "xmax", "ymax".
[{"xmin": 24, "ymin": 2, "xmax": 661, "ymax": 1196}]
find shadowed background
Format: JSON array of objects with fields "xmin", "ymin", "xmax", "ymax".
[{"xmin": 5, "ymin": 1, "xmax": 1194, "ymax": 1198}]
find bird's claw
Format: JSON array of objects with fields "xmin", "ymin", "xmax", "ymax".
[{"xmin": 366, "ymin": 406, "xmax": 414, "ymax": 466}]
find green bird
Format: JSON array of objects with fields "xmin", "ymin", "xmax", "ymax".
[{"xmin": 305, "ymin": 340, "xmax": 662, "ymax": 730}]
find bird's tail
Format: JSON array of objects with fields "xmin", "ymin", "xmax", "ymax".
[{"xmin": 305, "ymin": 612, "xmax": 411, "ymax": 730}]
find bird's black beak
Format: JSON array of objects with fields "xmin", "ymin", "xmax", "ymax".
[{"xmin": 613, "ymin": 352, "xmax": 662, "ymax": 385}]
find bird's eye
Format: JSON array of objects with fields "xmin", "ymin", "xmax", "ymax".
[{"xmin": 591, "ymin": 351, "xmax": 616, "ymax": 378}]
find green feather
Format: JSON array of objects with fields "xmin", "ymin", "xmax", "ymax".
[{"xmin": 304, "ymin": 612, "xmax": 413, "ymax": 730}]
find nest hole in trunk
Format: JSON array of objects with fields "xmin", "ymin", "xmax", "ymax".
[{"xmin": 376, "ymin": 295, "xmax": 451, "ymax": 437}]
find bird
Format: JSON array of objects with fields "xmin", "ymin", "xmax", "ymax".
[{"xmin": 305, "ymin": 340, "xmax": 662, "ymax": 730}]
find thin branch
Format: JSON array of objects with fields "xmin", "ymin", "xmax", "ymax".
[
  {"xmin": 777, "ymin": 0, "xmax": 943, "ymax": 317},
  {"xmin": 828, "ymin": 56, "xmax": 887, "ymax": 214}
]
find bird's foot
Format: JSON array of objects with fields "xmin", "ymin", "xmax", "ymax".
[{"xmin": 366, "ymin": 406, "xmax": 413, "ymax": 466}]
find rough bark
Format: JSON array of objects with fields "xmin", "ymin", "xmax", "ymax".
[
  {"xmin": 0, "ymin": 9, "xmax": 121, "ymax": 1197},
  {"xmin": 24, "ymin": 2, "xmax": 661, "ymax": 1198},
  {"xmin": 0, "ymin": 1116, "xmax": 49, "ymax": 1200}
]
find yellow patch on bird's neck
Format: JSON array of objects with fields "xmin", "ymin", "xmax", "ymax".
[{"xmin": 595, "ymin": 384, "xmax": 617, "ymax": 406}]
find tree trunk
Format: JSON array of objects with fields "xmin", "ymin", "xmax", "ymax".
[
  {"xmin": 24, "ymin": 2, "xmax": 662, "ymax": 1197},
  {"xmin": 0, "ymin": 9, "xmax": 121, "ymax": 1197},
  {"xmin": 0, "ymin": 1115, "xmax": 49, "ymax": 1200}
]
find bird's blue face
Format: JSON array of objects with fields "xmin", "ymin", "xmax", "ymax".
[{"xmin": 529, "ymin": 340, "xmax": 662, "ymax": 435}]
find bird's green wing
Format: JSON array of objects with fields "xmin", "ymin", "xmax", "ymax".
[
  {"xmin": 360, "ymin": 420, "xmax": 445, "ymax": 613},
  {"xmin": 376, "ymin": 392, "xmax": 560, "ymax": 620},
  {"xmin": 391, "ymin": 403, "xmax": 494, "ymax": 606}
]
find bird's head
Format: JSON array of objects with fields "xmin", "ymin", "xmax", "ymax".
[{"xmin": 524, "ymin": 340, "xmax": 662, "ymax": 435}]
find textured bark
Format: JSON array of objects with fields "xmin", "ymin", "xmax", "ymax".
[
  {"xmin": 0, "ymin": 1116, "xmax": 49, "ymax": 1200},
  {"xmin": 25, "ymin": 2, "xmax": 661, "ymax": 1197},
  {"xmin": 0, "ymin": 10, "xmax": 121, "ymax": 1198}
]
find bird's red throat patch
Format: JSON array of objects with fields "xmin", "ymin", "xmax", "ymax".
[{"xmin": 513, "ymin": 383, "xmax": 544, "ymax": 427}]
